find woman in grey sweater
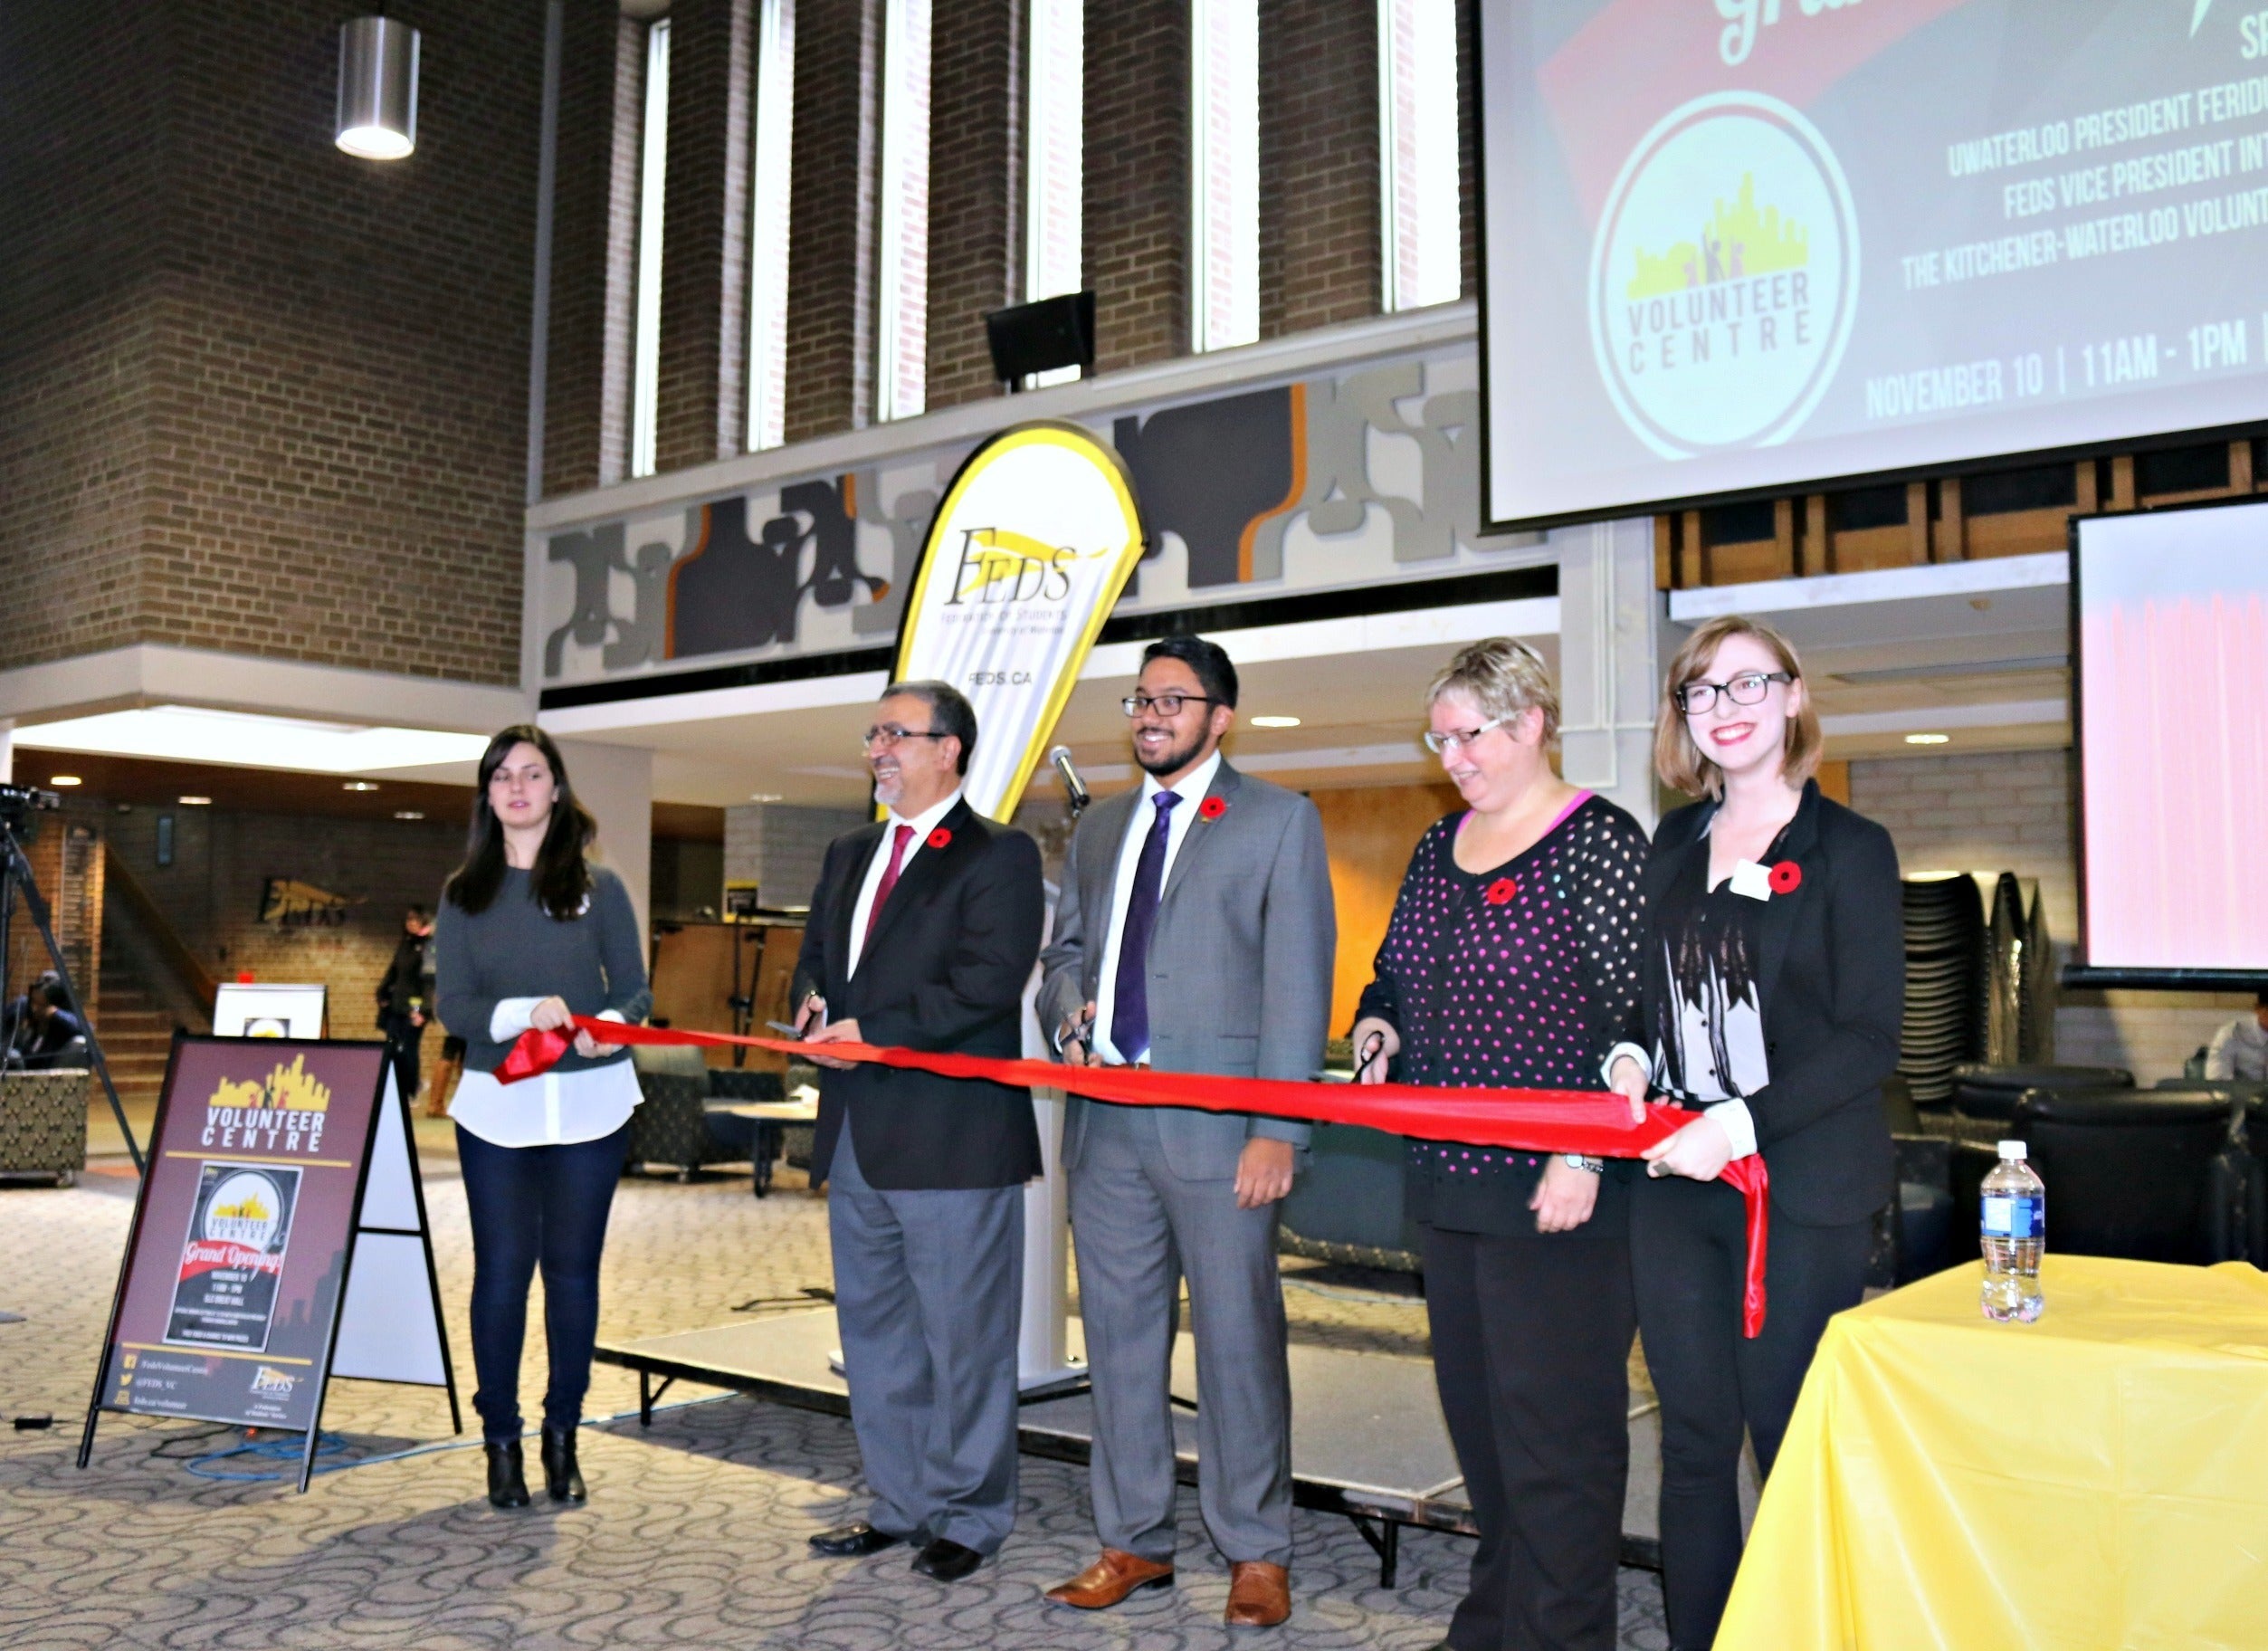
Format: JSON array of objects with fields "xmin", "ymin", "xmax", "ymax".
[{"xmin": 435, "ymin": 725, "xmax": 651, "ymax": 1509}]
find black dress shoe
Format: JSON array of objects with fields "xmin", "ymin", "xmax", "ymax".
[
  {"xmin": 808, "ymin": 1522, "xmax": 905, "ymax": 1557},
  {"xmin": 484, "ymin": 1440, "xmax": 530, "ymax": 1508},
  {"xmin": 539, "ymin": 1424, "xmax": 586, "ymax": 1503},
  {"xmin": 910, "ymin": 1537, "xmax": 984, "ymax": 1582}
]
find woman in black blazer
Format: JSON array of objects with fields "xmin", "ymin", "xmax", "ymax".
[{"xmin": 1605, "ymin": 616, "xmax": 1902, "ymax": 1650}]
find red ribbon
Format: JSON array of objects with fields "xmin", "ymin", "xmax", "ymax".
[{"xmin": 501, "ymin": 1017, "xmax": 1770, "ymax": 1336}]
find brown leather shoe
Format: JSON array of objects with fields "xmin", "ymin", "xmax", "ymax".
[
  {"xmin": 1043, "ymin": 1548, "xmax": 1175, "ymax": 1609},
  {"xmin": 1224, "ymin": 1560, "xmax": 1291, "ymax": 1627}
]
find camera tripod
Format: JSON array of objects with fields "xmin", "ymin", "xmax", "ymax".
[{"xmin": 0, "ymin": 819, "xmax": 143, "ymax": 1176}]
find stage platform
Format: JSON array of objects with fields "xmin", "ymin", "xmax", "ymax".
[{"xmin": 596, "ymin": 1309, "xmax": 1695, "ymax": 1583}]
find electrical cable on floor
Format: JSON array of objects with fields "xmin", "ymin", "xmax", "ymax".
[{"xmin": 185, "ymin": 1430, "xmax": 348, "ymax": 1481}]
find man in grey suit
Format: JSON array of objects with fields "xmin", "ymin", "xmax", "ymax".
[{"xmin": 1037, "ymin": 635, "xmax": 1335, "ymax": 1630}]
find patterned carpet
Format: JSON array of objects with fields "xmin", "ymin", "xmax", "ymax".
[{"xmin": 0, "ymin": 1147, "xmax": 1672, "ymax": 1649}]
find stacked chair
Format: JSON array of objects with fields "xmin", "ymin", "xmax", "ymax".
[{"xmin": 1897, "ymin": 873, "xmax": 1987, "ymax": 1108}]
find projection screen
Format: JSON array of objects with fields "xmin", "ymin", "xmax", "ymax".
[
  {"xmin": 1482, "ymin": 0, "xmax": 2268, "ymax": 530},
  {"xmin": 2073, "ymin": 498, "xmax": 2268, "ymax": 978}
]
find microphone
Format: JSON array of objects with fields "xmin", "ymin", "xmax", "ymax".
[{"xmin": 1049, "ymin": 745, "xmax": 1090, "ymax": 816}]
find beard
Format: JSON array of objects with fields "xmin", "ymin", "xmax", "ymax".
[{"xmin": 1133, "ymin": 723, "xmax": 1209, "ymax": 779}]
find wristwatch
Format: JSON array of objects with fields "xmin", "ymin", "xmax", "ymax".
[{"xmin": 1564, "ymin": 1154, "xmax": 1606, "ymax": 1174}]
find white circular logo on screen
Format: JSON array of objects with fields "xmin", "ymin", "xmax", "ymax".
[{"xmin": 1590, "ymin": 92, "xmax": 1858, "ymax": 457}]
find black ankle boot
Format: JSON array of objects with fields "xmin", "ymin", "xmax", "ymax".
[
  {"xmin": 484, "ymin": 1439, "xmax": 530, "ymax": 1508},
  {"xmin": 540, "ymin": 1424, "xmax": 586, "ymax": 1503}
]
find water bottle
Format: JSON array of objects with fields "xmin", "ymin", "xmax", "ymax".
[{"xmin": 1979, "ymin": 1140, "xmax": 2045, "ymax": 1322}]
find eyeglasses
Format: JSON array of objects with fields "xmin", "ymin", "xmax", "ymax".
[
  {"xmin": 1674, "ymin": 672, "xmax": 1793, "ymax": 714},
  {"xmin": 861, "ymin": 724, "xmax": 950, "ymax": 750},
  {"xmin": 1423, "ymin": 716, "xmax": 1511, "ymax": 756},
  {"xmin": 1121, "ymin": 692, "xmax": 1223, "ymax": 719}
]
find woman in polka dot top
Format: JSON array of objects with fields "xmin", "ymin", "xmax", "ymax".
[{"xmin": 1351, "ymin": 639, "xmax": 1648, "ymax": 1651}]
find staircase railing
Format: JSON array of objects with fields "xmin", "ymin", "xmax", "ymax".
[{"xmin": 100, "ymin": 845, "xmax": 217, "ymax": 1011}]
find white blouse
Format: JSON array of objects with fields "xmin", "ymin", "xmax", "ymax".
[{"xmin": 448, "ymin": 999, "xmax": 643, "ymax": 1149}]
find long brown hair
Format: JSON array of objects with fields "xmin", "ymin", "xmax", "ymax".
[{"xmin": 443, "ymin": 725, "xmax": 599, "ymax": 918}]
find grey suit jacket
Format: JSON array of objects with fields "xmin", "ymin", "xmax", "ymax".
[{"xmin": 1037, "ymin": 759, "xmax": 1336, "ymax": 1181}]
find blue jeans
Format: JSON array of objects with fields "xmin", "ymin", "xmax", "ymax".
[{"xmin": 455, "ymin": 1122, "xmax": 629, "ymax": 1441}]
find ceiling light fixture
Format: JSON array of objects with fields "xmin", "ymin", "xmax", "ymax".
[
  {"xmin": 16, "ymin": 706, "xmax": 488, "ymax": 775},
  {"xmin": 393, "ymin": 809, "xmax": 425, "ymax": 820},
  {"xmin": 343, "ymin": 781, "xmax": 381, "ymax": 792},
  {"xmin": 1904, "ymin": 733, "xmax": 1951, "ymax": 746},
  {"xmin": 336, "ymin": 16, "xmax": 420, "ymax": 160},
  {"xmin": 1249, "ymin": 715, "xmax": 1301, "ymax": 729},
  {"xmin": 748, "ymin": 793, "xmax": 786, "ymax": 803},
  {"xmin": 49, "ymin": 775, "xmax": 82, "ymax": 787},
  {"xmin": 177, "ymin": 796, "xmax": 212, "ymax": 806}
]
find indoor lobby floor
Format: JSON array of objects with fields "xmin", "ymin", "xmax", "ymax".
[{"xmin": 0, "ymin": 1144, "xmax": 1674, "ymax": 1650}]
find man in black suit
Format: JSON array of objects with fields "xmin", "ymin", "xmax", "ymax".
[{"xmin": 792, "ymin": 680, "xmax": 1044, "ymax": 1584}]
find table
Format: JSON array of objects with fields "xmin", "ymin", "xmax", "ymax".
[
  {"xmin": 1720, "ymin": 1255, "xmax": 2268, "ymax": 1649},
  {"xmin": 719, "ymin": 1096, "xmax": 818, "ymax": 1198}
]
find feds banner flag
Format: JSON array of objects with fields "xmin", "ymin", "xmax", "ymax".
[{"xmin": 891, "ymin": 423, "xmax": 1147, "ymax": 820}]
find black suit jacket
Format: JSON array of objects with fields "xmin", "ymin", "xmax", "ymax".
[
  {"xmin": 1634, "ymin": 780, "xmax": 1902, "ymax": 1226},
  {"xmin": 793, "ymin": 797, "xmax": 1045, "ymax": 1191}
]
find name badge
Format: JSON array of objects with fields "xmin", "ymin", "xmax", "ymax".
[{"xmin": 1728, "ymin": 859, "xmax": 1775, "ymax": 902}]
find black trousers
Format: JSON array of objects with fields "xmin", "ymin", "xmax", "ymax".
[
  {"xmin": 378, "ymin": 1011, "xmax": 422, "ymax": 1104},
  {"xmin": 1422, "ymin": 1215, "xmax": 1634, "ymax": 1651},
  {"xmin": 1630, "ymin": 1173, "xmax": 1872, "ymax": 1649}
]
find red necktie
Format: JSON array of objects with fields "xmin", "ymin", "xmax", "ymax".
[{"xmin": 862, "ymin": 823, "xmax": 915, "ymax": 950}]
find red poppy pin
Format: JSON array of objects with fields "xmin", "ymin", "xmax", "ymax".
[
  {"xmin": 928, "ymin": 827, "xmax": 953, "ymax": 851},
  {"xmin": 1768, "ymin": 860, "xmax": 1802, "ymax": 894},
  {"xmin": 1197, "ymin": 796, "xmax": 1227, "ymax": 820},
  {"xmin": 1484, "ymin": 877, "xmax": 1518, "ymax": 905}
]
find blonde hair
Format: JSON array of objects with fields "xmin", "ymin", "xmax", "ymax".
[
  {"xmin": 1654, "ymin": 616, "xmax": 1822, "ymax": 797},
  {"xmin": 1426, "ymin": 638, "xmax": 1560, "ymax": 750}
]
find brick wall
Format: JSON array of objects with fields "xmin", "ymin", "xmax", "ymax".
[
  {"xmin": 655, "ymin": 0, "xmax": 755, "ymax": 473},
  {"xmin": 0, "ymin": 1, "xmax": 548, "ymax": 683},
  {"xmin": 106, "ymin": 802, "xmax": 465, "ymax": 1041},
  {"xmin": 783, "ymin": 0, "xmax": 881, "ymax": 441},
  {"xmin": 1085, "ymin": 0, "xmax": 1189, "ymax": 373},
  {"xmin": 921, "ymin": 0, "xmax": 1021, "ymax": 411},
  {"xmin": 724, "ymin": 802, "xmax": 867, "ymax": 909},
  {"xmin": 0, "ymin": 2, "xmax": 174, "ymax": 672},
  {"xmin": 1258, "ymin": 0, "xmax": 1379, "ymax": 339},
  {"xmin": 1849, "ymin": 749, "xmax": 2247, "ymax": 1080}
]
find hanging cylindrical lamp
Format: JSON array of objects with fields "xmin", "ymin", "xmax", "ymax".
[{"xmin": 335, "ymin": 16, "xmax": 420, "ymax": 160}]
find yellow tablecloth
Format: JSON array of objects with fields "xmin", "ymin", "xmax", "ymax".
[{"xmin": 1718, "ymin": 1255, "xmax": 2268, "ymax": 1650}]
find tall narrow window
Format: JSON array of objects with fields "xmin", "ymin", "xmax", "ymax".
[
  {"xmin": 1026, "ymin": 0, "xmax": 1084, "ymax": 357},
  {"xmin": 1190, "ymin": 0, "xmax": 1258, "ymax": 353},
  {"xmin": 746, "ymin": 0, "xmax": 795, "ymax": 452},
  {"xmin": 629, "ymin": 16, "xmax": 672, "ymax": 478},
  {"xmin": 875, "ymin": 0, "xmax": 932, "ymax": 421},
  {"xmin": 1379, "ymin": 0, "xmax": 1459, "ymax": 311}
]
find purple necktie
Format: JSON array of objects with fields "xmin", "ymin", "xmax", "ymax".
[{"xmin": 1111, "ymin": 791, "xmax": 1180, "ymax": 1062}]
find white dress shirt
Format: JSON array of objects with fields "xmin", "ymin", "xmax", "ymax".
[
  {"xmin": 2206, "ymin": 1014, "xmax": 2268, "ymax": 1082},
  {"xmin": 846, "ymin": 787, "xmax": 964, "ymax": 977},
  {"xmin": 1091, "ymin": 749, "xmax": 1222, "ymax": 1065},
  {"xmin": 449, "ymin": 1002, "xmax": 637, "ymax": 1148}
]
